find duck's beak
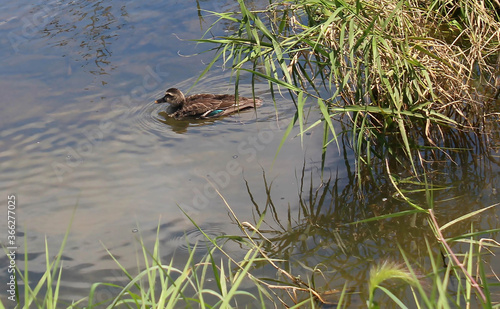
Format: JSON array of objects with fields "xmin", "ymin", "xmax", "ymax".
[{"xmin": 155, "ymin": 96, "xmax": 167, "ymax": 104}]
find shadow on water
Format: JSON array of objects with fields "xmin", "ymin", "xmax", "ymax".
[
  {"xmin": 156, "ymin": 111, "xmax": 217, "ymax": 134},
  {"xmin": 155, "ymin": 108, "xmax": 263, "ymax": 134},
  {"xmin": 237, "ymin": 128, "xmax": 499, "ymax": 307}
]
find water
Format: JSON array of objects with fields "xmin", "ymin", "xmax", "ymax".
[
  {"xmin": 0, "ymin": 0, "xmax": 331, "ymax": 304},
  {"xmin": 0, "ymin": 0, "xmax": 499, "ymax": 307}
]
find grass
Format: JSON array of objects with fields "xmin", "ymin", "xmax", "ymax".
[
  {"xmin": 243, "ymin": 170, "xmax": 500, "ymax": 307},
  {"xmin": 2, "ymin": 2, "xmax": 499, "ymax": 307},
  {"xmin": 195, "ymin": 0, "xmax": 500, "ymax": 176},
  {"xmin": 2, "ymin": 176, "xmax": 499, "ymax": 308}
]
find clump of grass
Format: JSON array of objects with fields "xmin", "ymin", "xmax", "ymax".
[
  {"xmin": 196, "ymin": 0, "xmax": 500, "ymax": 175},
  {"xmin": 91, "ymin": 214, "xmax": 335, "ymax": 308},
  {"xmin": 0, "ymin": 210, "xmax": 87, "ymax": 309},
  {"xmin": 2, "ymin": 199, "xmax": 499, "ymax": 308},
  {"xmin": 93, "ymin": 225, "xmax": 263, "ymax": 308}
]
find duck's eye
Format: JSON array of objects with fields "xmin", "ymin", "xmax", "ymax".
[{"xmin": 165, "ymin": 93, "xmax": 173, "ymax": 98}]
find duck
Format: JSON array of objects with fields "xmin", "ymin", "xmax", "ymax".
[{"xmin": 155, "ymin": 88, "xmax": 262, "ymax": 119}]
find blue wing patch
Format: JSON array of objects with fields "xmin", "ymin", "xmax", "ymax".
[{"xmin": 206, "ymin": 109, "xmax": 224, "ymax": 117}]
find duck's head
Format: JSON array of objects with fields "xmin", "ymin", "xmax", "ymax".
[{"xmin": 155, "ymin": 88, "xmax": 185, "ymax": 107}]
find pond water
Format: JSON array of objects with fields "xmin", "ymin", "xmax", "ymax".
[{"xmin": 0, "ymin": 0, "xmax": 499, "ymax": 307}]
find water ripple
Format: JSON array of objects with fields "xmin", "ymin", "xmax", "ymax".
[
  {"xmin": 167, "ymin": 226, "xmax": 227, "ymax": 252},
  {"xmin": 134, "ymin": 100, "xmax": 176, "ymax": 136}
]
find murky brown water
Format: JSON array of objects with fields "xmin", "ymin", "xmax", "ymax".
[{"xmin": 0, "ymin": 0, "xmax": 499, "ymax": 307}]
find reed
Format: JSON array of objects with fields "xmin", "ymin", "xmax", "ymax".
[{"xmin": 196, "ymin": 0, "xmax": 500, "ymax": 175}]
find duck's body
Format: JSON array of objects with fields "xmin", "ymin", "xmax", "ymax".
[{"xmin": 155, "ymin": 88, "xmax": 262, "ymax": 119}]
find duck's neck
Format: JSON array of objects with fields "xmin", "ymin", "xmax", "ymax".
[
  {"xmin": 170, "ymin": 98, "xmax": 185, "ymax": 109},
  {"xmin": 167, "ymin": 104, "xmax": 182, "ymax": 114}
]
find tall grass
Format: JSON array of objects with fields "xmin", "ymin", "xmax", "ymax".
[
  {"xmin": 196, "ymin": 0, "xmax": 500, "ymax": 175},
  {"xmin": 0, "ymin": 210, "xmax": 87, "ymax": 309},
  {"xmin": 1, "ymin": 195, "xmax": 499, "ymax": 308}
]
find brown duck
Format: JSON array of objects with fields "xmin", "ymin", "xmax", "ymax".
[{"xmin": 155, "ymin": 88, "xmax": 262, "ymax": 119}]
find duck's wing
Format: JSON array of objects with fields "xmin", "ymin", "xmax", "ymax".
[
  {"xmin": 180, "ymin": 99, "xmax": 225, "ymax": 117},
  {"xmin": 180, "ymin": 94, "xmax": 262, "ymax": 118},
  {"xmin": 215, "ymin": 98, "xmax": 262, "ymax": 116},
  {"xmin": 180, "ymin": 94, "xmax": 231, "ymax": 116}
]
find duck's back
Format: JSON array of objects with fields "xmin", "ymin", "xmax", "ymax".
[
  {"xmin": 185, "ymin": 94, "xmax": 237, "ymax": 108},
  {"xmin": 171, "ymin": 93, "xmax": 261, "ymax": 118}
]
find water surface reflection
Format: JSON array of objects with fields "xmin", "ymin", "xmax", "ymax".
[{"xmin": 0, "ymin": 0, "xmax": 498, "ymax": 306}]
